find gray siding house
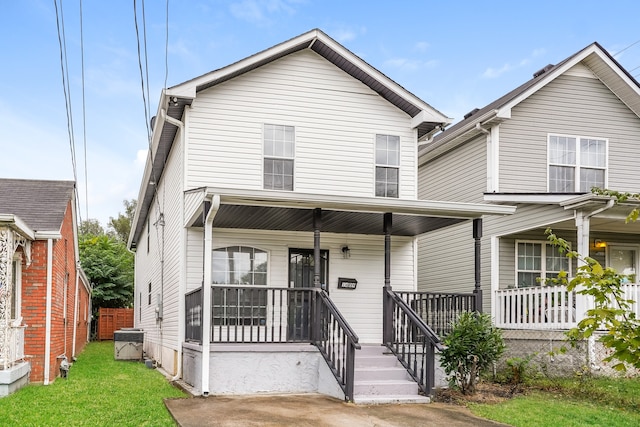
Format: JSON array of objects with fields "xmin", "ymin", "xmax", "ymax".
[{"xmin": 418, "ymin": 43, "xmax": 640, "ymax": 343}]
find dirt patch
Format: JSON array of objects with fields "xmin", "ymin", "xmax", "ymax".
[{"xmin": 434, "ymin": 382, "xmax": 524, "ymax": 405}]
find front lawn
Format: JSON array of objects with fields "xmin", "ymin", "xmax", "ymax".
[
  {"xmin": 469, "ymin": 377, "xmax": 640, "ymax": 427},
  {"xmin": 0, "ymin": 341, "xmax": 186, "ymax": 426}
]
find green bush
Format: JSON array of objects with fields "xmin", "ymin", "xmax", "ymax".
[{"xmin": 440, "ymin": 311, "xmax": 505, "ymax": 394}]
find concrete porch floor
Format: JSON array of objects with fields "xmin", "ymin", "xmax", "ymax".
[{"xmin": 164, "ymin": 393, "xmax": 510, "ymax": 427}]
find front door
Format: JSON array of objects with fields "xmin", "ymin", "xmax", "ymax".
[{"xmin": 288, "ymin": 249, "xmax": 329, "ymax": 340}]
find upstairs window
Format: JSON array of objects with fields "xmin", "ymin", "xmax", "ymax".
[
  {"xmin": 264, "ymin": 124, "xmax": 294, "ymax": 191},
  {"xmin": 375, "ymin": 134, "xmax": 400, "ymax": 198},
  {"xmin": 515, "ymin": 241, "xmax": 570, "ymax": 287},
  {"xmin": 548, "ymin": 135, "xmax": 606, "ymax": 192}
]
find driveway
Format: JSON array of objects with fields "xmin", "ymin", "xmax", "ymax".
[{"xmin": 164, "ymin": 394, "xmax": 510, "ymax": 427}]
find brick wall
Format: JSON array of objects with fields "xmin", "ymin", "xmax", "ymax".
[{"xmin": 21, "ymin": 200, "xmax": 91, "ymax": 383}]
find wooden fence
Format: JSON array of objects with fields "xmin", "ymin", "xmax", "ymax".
[{"xmin": 97, "ymin": 308, "xmax": 134, "ymax": 340}]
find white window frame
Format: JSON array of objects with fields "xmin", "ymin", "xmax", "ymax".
[
  {"xmin": 515, "ymin": 240, "xmax": 571, "ymax": 287},
  {"xmin": 11, "ymin": 254, "xmax": 22, "ymax": 321},
  {"xmin": 263, "ymin": 124, "xmax": 295, "ymax": 191},
  {"xmin": 375, "ymin": 134, "xmax": 400, "ymax": 198},
  {"xmin": 607, "ymin": 243, "xmax": 639, "ymax": 283},
  {"xmin": 547, "ymin": 133, "xmax": 608, "ymax": 193}
]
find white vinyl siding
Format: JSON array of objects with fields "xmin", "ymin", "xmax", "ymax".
[
  {"xmin": 500, "ymin": 72, "xmax": 640, "ymax": 193},
  {"xmin": 186, "ymin": 50, "xmax": 417, "ymax": 199},
  {"xmin": 134, "ymin": 127, "xmax": 184, "ymax": 375},
  {"xmin": 185, "ymin": 228, "xmax": 415, "ymax": 343}
]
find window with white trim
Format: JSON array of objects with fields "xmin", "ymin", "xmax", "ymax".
[
  {"xmin": 11, "ymin": 257, "xmax": 21, "ymax": 320},
  {"xmin": 548, "ymin": 134, "xmax": 606, "ymax": 192},
  {"xmin": 264, "ymin": 124, "xmax": 294, "ymax": 191},
  {"xmin": 375, "ymin": 134, "xmax": 400, "ymax": 198},
  {"xmin": 516, "ymin": 241, "xmax": 570, "ymax": 287},
  {"xmin": 212, "ymin": 246, "xmax": 268, "ymax": 325}
]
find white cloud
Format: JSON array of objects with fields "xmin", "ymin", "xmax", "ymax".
[
  {"xmin": 229, "ymin": 0, "xmax": 298, "ymax": 25},
  {"xmin": 384, "ymin": 58, "xmax": 438, "ymax": 72},
  {"xmin": 414, "ymin": 41, "xmax": 430, "ymax": 53},
  {"xmin": 482, "ymin": 47, "xmax": 547, "ymax": 79}
]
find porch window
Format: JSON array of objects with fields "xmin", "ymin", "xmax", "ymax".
[
  {"xmin": 516, "ymin": 241, "xmax": 569, "ymax": 287},
  {"xmin": 375, "ymin": 134, "xmax": 400, "ymax": 198},
  {"xmin": 11, "ymin": 258, "xmax": 21, "ymax": 320},
  {"xmin": 212, "ymin": 246, "xmax": 268, "ymax": 325},
  {"xmin": 548, "ymin": 134, "xmax": 606, "ymax": 192},
  {"xmin": 264, "ymin": 124, "xmax": 294, "ymax": 191}
]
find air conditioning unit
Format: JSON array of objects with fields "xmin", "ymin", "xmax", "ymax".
[{"xmin": 114, "ymin": 328, "xmax": 144, "ymax": 361}]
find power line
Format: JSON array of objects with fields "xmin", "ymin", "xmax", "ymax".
[
  {"xmin": 53, "ymin": 0, "xmax": 80, "ymax": 213},
  {"xmin": 79, "ymin": 0, "xmax": 89, "ymax": 223},
  {"xmin": 613, "ymin": 39, "xmax": 640, "ymax": 58}
]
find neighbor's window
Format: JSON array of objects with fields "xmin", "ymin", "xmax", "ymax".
[
  {"xmin": 264, "ymin": 124, "xmax": 294, "ymax": 191},
  {"xmin": 375, "ymin": 134, "xmax": 400, "ymax": 198},
  {"xmin": 212, "ymin": 246, "xmax": 268, "ymax": 326},
  {"xmin": 515, "ymin": 241, "xmax": 570, "ymax": 287},
  {"xmin": 548, "ymin": 134, "xmax": 606, "ymax": 192}
]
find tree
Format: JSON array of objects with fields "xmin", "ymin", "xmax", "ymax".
[
  {"xmin": 79, "ymin": 218, "xmax": 105, "ymax": 236},
  {"xmin": 546, "ymin": 188, "xmax": 640, "ymax": 372},
  {"xmin": 79, "ymin": 234, "xmax": 134, "ymax": 309},
  {"xmin": 108, "ymin": 199, "xmax": 137, "ymax": 243}
]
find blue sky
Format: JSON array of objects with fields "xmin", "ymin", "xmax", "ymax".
[{"xmin": 2, "ymin": 0, "xmax": 640, "ymax": 227}]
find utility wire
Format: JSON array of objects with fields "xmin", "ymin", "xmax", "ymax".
[
  {"xmin": 54, "ymin": 0, "xmax": 80, "ymax": 212},
  {"xmin": 613, "ymin": 39, "xmax": 640, "ymax": 58},
  {"xmin": 79, "ymin": 0, "xmax": 89, "ymax": 223}
]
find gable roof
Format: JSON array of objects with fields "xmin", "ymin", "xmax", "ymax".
[
  {"xmin": 419, "ymin": 42, "xmax": 640, "ymax": 163},
  {"xmin": 130, "ymin": 29, "xmax": 452, "ymax": 248},
  {"xmin": 0, "ymin": 178, "xmax": 75, "ymax": 233}
]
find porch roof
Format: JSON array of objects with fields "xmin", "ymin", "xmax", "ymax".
[{"xmin": 183, "ymin": 187, "xmax": 516, "ymax": 238}]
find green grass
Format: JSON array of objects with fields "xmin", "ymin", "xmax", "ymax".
[
  {"xmin": 0, "ymin": 341, "xmax": 186, "ymax": 426},
  {"xmin": 470, "ymin": 377, "xmax": 640, "ymax": 427}
]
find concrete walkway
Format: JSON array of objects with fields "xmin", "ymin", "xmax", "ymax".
[{"xmin": 164, "ymin": 394, "xmax": 511, "ymax": 427}]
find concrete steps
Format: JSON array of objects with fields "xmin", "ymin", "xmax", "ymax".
[{"xmin": 352, "ymin": 345, "xmax": 430, "ymax": 405}]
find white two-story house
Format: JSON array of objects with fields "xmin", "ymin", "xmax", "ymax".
[
  {"xmin": 128, "ymin": 29, "xmax": 514, "ymax": 402},
  {"xmin": 418, "ymin": 42, "xmax": 640, "ymax": 367}
]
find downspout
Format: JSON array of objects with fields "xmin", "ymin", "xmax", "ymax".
[
  {"xmin": 44, "ymin": 238, "xmax": 53, "ymax": 385},
  {"xmin": 201, "ymin": 194, "xmax": 220, "ymax": 396},
  {"xmin": 72, "ymin": 266, "xmax": 79, "ymax": 358}
]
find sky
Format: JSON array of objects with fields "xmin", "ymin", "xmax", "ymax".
[{"xmin": 2, "ymin": 0, "xmax": 640, "ymax": 228}]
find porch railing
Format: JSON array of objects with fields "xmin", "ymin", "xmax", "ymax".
[
  {"xmin": 495, "ymin": 283, "xmax": 640, "ymax": 330},
  {"xmin": 394, "ymin": 291, "xmax": 477, "ymax": 337},
  {"xmin": 383, "ymin": 288, "xmax": 445, "ymax": 397},
  {"xmin": 185, "ymin": 285, "xmax": 360, "ymax": 400},
  {"xmin": 0, "ymin": 324, "xmax": 26, "ymax": 370}
]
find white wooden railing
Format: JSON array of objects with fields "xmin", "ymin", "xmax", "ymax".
[
  {"xmin": 0, "ymin": 324, "xmax": 26, "ymax": 369},
  {"xmin": 495, "ymin": 284, "xmax": 640, "ymax": 330}
]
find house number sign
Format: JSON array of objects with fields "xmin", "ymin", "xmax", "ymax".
[{"xmin": 338, "ymin": 277, "xmax": 358, "ymax": 290}]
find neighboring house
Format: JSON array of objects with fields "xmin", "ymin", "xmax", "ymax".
[
  {"xmin": 0, "ymin": 179, "xmax": 91, "ymax": 396},
  {"xmin": 129, "ymin": 29, "xmax": 514, "ymax": 402},
  {"xmin": 418, "ymin": 42, "xmax": 640, "ymax": 365}
]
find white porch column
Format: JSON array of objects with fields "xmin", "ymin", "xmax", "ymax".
[
  {"xmin": 574, "ymin": 211, "xmax": 590, "ymax": 324},
  {"xmin": 44, "ymin": 238, "xmax": 53, "ymax": 385},
  {"xmin": 201, "ymin": 195, "xmax": 220, "ymax": 396}
]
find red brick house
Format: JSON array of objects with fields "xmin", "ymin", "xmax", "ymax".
[{"xmin": 0, "ymin": 179, "xmax": 91, "ymax": 396}]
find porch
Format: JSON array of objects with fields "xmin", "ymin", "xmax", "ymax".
[
  {"xmin": 183, "ymin": 285, "xmax": 480, "ymax": 401},
  {"xmin": 494, "ymin": 283, "xmax": 640, "ymax": 330}
]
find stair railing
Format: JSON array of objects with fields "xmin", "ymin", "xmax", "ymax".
[
  {"xmin": 383, "ymin": 287, "xmax": 444, "ymax": 397},
  {"xmin": 315, "ymin": 289, "xmax": 361, "ymax": 401}
]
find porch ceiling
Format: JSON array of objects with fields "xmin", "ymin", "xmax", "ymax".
[{"xmin": 205, "ymin": 204, "xmax": 467, "ymax": 236}]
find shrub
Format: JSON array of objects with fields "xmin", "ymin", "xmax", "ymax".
[{"xmin": 440, "ymin": 311, "xmax": 505, "ymax": 394}]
